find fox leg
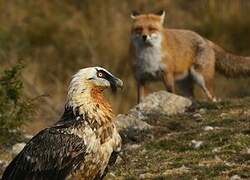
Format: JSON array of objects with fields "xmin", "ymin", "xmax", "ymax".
[
  {"xmin": 192, "ymin": 44, "xmax": 217, "ymax": 101},
  {"xmin": 137, "ymin": 82, "xmax": 148, "ymax": 103},
  {"xmin": 190, "ymin": 66, "xmax": 217, "ymax": 102},
  {"xmin": 177, "ymin": 74, "xmax": 194, "ymax": 97},
  {"xmin": 204, "ymin": 77, "xmax": 216, "ymax": 102},
  {"xmin": 161, "ymin": 72, "xmax": 175, "ymax": 93}
]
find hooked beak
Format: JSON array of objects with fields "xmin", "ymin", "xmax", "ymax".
[{"xmin": 110, "ymin": 77, "xmax": 123, "ymax": 93}]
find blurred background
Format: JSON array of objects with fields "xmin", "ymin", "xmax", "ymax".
[{"xmin": 1, "ymin": 0, "xmax": 250, "ymax": 135}]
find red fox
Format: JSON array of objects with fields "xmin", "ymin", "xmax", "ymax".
[{"xmin": 130, "ymin": 10, "xmax": 250, "ymax": 102}]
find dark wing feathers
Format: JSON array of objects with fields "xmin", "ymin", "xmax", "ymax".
[{"xmin": 2, "ymin": 127, "xmax": 86, "ymax": 180}]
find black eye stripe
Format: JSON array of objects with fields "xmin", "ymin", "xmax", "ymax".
[
  {"xmin": 96, "ymin": 70, "xmax": 112, "ymax": 80},
  {"xmin": 96, "ymin": 69, "xmax": 118, "ymax": 92}
]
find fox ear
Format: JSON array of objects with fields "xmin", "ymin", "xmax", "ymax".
[
  {"xmin": 131, "ymin": 11, "xmax": 140, "ymax": 19},
  {"xmin": 156, "ymin": 10, "xmax": 166, "ymax": 24}
]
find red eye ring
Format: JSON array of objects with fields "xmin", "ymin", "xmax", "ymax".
[{"xmin": 97, "ymin": 72, "xmax": 103, "ymax": 78}]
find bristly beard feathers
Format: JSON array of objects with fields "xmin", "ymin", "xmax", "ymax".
[{"xmin": 61, "ymin": 80, "xmax": 114, "ymax": 128}]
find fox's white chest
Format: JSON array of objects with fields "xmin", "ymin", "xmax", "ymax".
[{"xmin": 134, "ymin": 45, "xmax": 166, "ymax": 81}]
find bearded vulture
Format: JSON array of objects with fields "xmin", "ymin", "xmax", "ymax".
[{"xmin": 2, "ymin": 67, "xmax": 123, "ymax": 180}]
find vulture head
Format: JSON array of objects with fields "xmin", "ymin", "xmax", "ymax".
[
  {"xmin": 70, "ymin": 67, "xmax": 123, "ymax": 92},
  {"xmin": 66, "ymin": 67, "xmax": 123, "ymax": 109}
]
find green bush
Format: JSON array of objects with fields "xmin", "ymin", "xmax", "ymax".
[{"xmin": 0, "ymin": 64, "xmax": 34, "ymax": 133}]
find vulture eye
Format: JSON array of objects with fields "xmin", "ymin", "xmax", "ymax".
[{"xmin": 97, "ymin": 72, "xmax": 103, "ymax": 78}]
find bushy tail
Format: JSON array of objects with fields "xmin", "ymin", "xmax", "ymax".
[{"xmin": 209, "ymin": 41, "xmax": 250, "ymax": 77}]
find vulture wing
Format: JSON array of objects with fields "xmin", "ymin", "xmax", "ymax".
[{"xmin": 2, "ymin": 124, "xmax": 86, "ymax": 180}]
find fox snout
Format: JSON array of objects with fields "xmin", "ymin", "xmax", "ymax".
[
  {"xmin": 131, "ymin": 28, "xmax": 163, "ymax": 47},
  {"xmin": 139, "ymin": 33, "xmax": 162, "ymax": 47},
  {"xmin": 142, "ymin": 34, "xmax": 148, "ymax": 42}
]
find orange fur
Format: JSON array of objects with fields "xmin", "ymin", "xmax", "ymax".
[{"xmin": 130, "ymin": 12, "xmax": 250, "ymax": 102}]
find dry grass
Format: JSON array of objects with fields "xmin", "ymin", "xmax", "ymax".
[{"xmin": 106, "ymin": 98, "xmax": 250, "ymax": 179}]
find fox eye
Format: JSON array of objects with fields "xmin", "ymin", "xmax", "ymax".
[
  {"xmin": 149, "ymin": 27, "xmax": 157, "ymax": 32},
  {"xmin": 134, "ymin": 27, "xmax": 142, "ymax": 33},
  {"xmin": 97, "ymin": 72, "xmax": 103, "ymax": 78}
]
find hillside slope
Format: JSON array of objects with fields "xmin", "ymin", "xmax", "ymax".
[
  {"xmin": 106, "ymin": 98, "xmax": 250, "ymax": 179},
  {"xmin": 1, "ymin": 93, "xmax": 250, "ymax": 179}
]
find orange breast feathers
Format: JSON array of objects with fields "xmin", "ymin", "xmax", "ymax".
[{"xmin": 90, "ymin": 88, "xmax": 113, "ymax": 120}]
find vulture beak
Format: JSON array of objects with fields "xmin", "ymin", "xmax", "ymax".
[{"xmin": 110, "ymin": 77, "xmax": 123, "ymax": 93}]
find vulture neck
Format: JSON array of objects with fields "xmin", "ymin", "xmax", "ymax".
[{"xmin": 63, "ymin": 86, "xmax": 114, "ymax": 126}]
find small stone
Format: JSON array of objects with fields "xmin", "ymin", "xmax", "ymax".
[
  {"xmin": 180, "ymin": 165, "xmax": 189, "ymax": 170},
  {"xmin": 199, "ymin": 108, "xmax": 207, "ymax": 114},
  {"xmin": 24, "ymin": 134, "xmax": 33, "ymax": 139},
  {"xmin": 230, "ymin": 175, "xmax": 242, "ymax": 180},
  {"xmin": 8, "ymin": 129, "xmax": 17, "ymax": 133},
  {"xmin": 0, "ymin": 160, "xmax": 8, "ymax": 169},
  {"xmin": 225, "ymin": 162, "xmax": 232, "ymax": 167},
  {"xmin": 215, "ymin": 155, "xmax": 221, "ymax": 161},
  {"xmin": 220, "ymin": 113, "xmax": 228, "ymax": 118},
  {"xmin": 141, "ymin": 148, "xmax": 147, "ymax": 154},
  {"xmin": 191, "ymin": 140, "xmax": 203, "ymax": 149},
  {"xmin": 204, "ymin": 126, "xmax": 214, "ymax": 131},
  {"xmin": 198, "ymin": 162, "xmax": 205, "ymax": 167},
  {"xmin": 193, "ymin": 113, "xmax": 202, "ymax": 118},
  {"xmin": 108, "ymin": 172, "xmax": 116, "ymax": 177},
  {"xmin": 139, "ymin": 173, "xmax": 154, "ymax": 179},
  {"xmin": 126, "ymin": 144, "xmax": 141, "ymax": 150},
  {"xmin": 0, "ymin": 160, "xmax": 7, "ymax": 166},
  {"xmin": 12, "ymin": 143, "xmax": 26, "ymax": 155},
  {"xmin": 212, "ymin": 147, "xmax": 220, "ymax": 153}
]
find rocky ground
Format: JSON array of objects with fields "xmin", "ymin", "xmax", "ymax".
[
  {"xmin": 106, "ymin": 93, "xmax": 250, "ymax": 179},
  {"xmin": 1, "ymin": 92, "xmax": 250, "ymax": 179}
]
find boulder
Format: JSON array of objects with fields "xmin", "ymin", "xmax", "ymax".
[{"xmin": 115, "ymin": 91, "xmax": 192, "ymax": 143}]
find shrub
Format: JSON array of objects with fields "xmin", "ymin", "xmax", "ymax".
[{"xmin": 0, "ymin": 64, "xmax": 34, "ymax": 134}]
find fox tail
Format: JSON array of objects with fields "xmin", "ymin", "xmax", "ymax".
[{"xmin": 209, "ymin": 41, "xmax": 250, "ymax": 77}]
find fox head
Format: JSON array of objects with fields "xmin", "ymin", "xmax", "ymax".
[{"xmin": 131, "ymin": 10, "xmax": 165, "ymax": 48}]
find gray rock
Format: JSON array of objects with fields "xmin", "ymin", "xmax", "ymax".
[
  {"xmin": 133, "ymin": 91, "xmax": 192, "ymax": 116},
  {"xmin": 115, "ymin": 91, "xmax": 192, "ymax": 143}
]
